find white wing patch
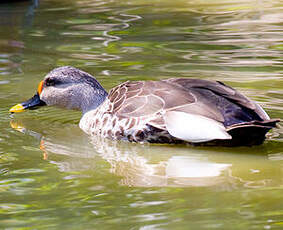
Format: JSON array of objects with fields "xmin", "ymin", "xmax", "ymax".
[
  {"xmin": 255, "ymin": 103, "xmax": 270, "ymax": 120},
  {"xmin": 164, "ymin": 111, "xmax": 231, "ymax": 143}
]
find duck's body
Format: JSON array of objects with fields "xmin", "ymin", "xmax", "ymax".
[
  {"xmin": 79, "ymin": 78, "xmax": 278, "ymax": 146},
  {"xmin": 10, "ymin": 66, "xmax": 279, "ymax": 146}
]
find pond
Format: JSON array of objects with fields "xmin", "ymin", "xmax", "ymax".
[{"xmin": 0, "ymin": 0, "xmax": 282, "ymax": 229}]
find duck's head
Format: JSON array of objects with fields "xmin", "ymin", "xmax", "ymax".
[{"xmin": 10, "ymin": 66, "xmax": 108, "ymax": 114}]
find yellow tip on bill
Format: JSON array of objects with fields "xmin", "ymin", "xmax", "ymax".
[{"xmin": 9, "ymin": 104, "xmax": 25, "ymax": 113}]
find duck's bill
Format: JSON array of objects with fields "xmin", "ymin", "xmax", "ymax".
[{"xmin": 9, "ymin": 93, "xmax": 46, "ymax": 113}]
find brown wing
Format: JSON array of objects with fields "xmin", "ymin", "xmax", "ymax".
[
  {"xmin": 107, "ymin": 80, "xmax": 227, "ymax": 130},
  {"xmin": 108, "ymin": 78, "xmax": 273, "ymax": 130},
  {"xmin": 108, "ymin": 80, "xmax": 194, "ymax": 117}
]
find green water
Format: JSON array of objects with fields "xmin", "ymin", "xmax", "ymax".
[{"xmin": 0, "ymin": 0, "xmax": 283, "ymax": 229}]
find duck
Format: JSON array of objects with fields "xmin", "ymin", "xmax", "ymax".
[{"xmin": 10, "ymin": 66, "xmax": 280, "ymax": 146}]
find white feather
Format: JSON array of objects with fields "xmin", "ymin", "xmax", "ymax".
[
  {"xmin": 164, "ymin": 111, "xmax": 231, "ymax": 143},
  {"xmin": 255, "ymin": 103, "xmax": 270, "ymax": 120}
]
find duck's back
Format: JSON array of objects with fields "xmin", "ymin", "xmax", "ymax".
[{"xmin": 80, "ymin": 78, "xmax": 279, "ymax": 146}]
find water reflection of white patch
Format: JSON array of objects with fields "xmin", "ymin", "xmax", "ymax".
[{"xmin": 166, "ymin": 156, "xmax": 229, "ymax": 178}]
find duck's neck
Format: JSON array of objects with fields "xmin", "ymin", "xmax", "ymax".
[
  {"xmin": 84, "ymin": 89, "xmax": 108, "ymax": 114},
  {"xmin": 77, "ymin": 83, "xmax": 108, "ymax": 114}
]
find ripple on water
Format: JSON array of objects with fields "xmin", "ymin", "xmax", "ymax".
[{"xmin": 0, "ymin": 178, "xmax": 34, "ymax": 195}]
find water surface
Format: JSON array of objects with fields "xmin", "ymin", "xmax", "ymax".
[{"xmin": 0, "ymin": 0, "xmax": 282, "ymax": 229}]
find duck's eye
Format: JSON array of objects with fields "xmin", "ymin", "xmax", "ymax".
[{"xmin": 45, "ymin": 78, "xmax": 55, "ymax": 87}]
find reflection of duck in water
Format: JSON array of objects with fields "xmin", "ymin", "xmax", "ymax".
[
  {"xmin": 91, "ymin": 137, "xmax": 232, "ymax": 187},
  {"xmin": 10, "ymin": 120, "xmax": 231, "ymax": 187},
  {"xmin": 10, "ymin": 66, "xmax": 279, "ymax": 146}
]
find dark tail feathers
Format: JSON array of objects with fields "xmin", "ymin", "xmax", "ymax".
[
  {"xmin": 194, "ymin": 119, "xmax": 280, "ymax": 146},
  {"xmin": 225, "ymin": 119, "xmax": 280, "ymax": 146}
]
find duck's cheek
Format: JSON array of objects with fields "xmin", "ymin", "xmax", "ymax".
[
  {"xmin": 40, "ymin": 93, "xmax": 55, "ymax": 107},
  {"xmin": 40, "ymin": 96, "xmax": 59, "ymax": 107},
  {"xmin": 40, "ymin": 93, "xmax": 68, "ymax": 109},
  {"xmin": 40, "ymin": 89, "xmax": 59, "ymax": 106},
  {"xmin": 39, "ymin": 93, "xmax": 49, "ymax": 105}
]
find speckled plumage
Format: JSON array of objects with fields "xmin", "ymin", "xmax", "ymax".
[{"xmin": 80, "ymin": 97, "xmax": 179, "ymax": 143}]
